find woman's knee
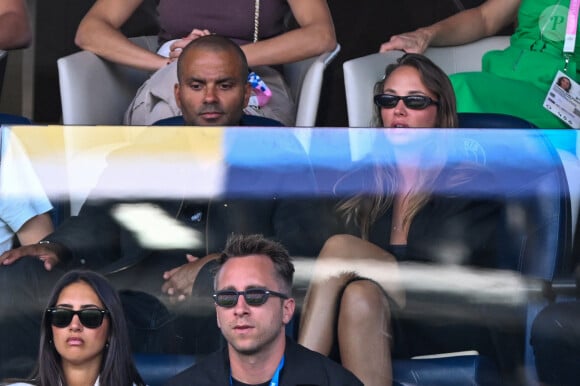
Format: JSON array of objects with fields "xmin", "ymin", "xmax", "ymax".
[
  {"xmin": 319, "ymin": 234, "xmax": 360, "ymax": 258},
  {"xmin": 311, "ymin": 235, "xmax": 361, "ymax": 281},
  {"xmin": 340, "ymin": 279, "xmax": 390, "ymax": 323}
]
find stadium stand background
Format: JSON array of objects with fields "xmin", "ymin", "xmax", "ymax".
[{"xmin": 1, "ymin": 0, "xmax": 513, "ymax": 126}]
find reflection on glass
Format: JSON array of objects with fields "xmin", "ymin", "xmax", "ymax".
[{"xmin": 0, "ymin": 125, "xmax": 577, "ymax": 386}]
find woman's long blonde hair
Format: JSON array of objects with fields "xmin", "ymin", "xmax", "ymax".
[
  {"xmin": 339, "ymin": 54, "xmax": 458, "ymax": 239},
  {"xmin": 371, "ymin": 53, "xmax": 458, "ymax": 128}
]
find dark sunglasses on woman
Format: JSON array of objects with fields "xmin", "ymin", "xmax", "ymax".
[
  {"xmin": 46, "ymin": 307, "xmax": 109, "ymax": 329},
  {"xmin": 374, "ymin": 94, "xmax": 439, "ymax": 110},
  {"xmin": 213, "ymin": 288, "xmax": 288, "ymax": 308}
]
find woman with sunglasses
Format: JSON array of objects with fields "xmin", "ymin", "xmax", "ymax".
[
  {"xmin": 2, "ymin": 270, "xmax": 145, "ymax": 386},
  {"xmin": 380, "ymin": 0, "xmax": 578, "ymax": 135},
  {"xmin": 298, "ymin": 54, "xmax": 502, "ymax": 386}
]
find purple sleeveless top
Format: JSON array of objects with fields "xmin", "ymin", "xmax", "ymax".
[{"xmin": 157, "ymin": 0, "xmax": 290, "ymax": 45}]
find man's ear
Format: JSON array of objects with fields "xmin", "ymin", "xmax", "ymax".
[
  {"xmin": 243, "ymin": 82, "xmax": 252, "ymax": 107},
  {"xmin": 174, "ymin": 83, "xmax": 182, "ymax": 110},
  {"xmin": 216, "ymin": 305, "xmax": 222, "ymax": 329},
  {"xmin": 282, "ymin": 298, "xmax": 295, "ymax": 325}
]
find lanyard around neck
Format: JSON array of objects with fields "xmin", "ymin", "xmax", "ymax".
[
  {"xmin": 230, "ymin": 355, "xmax": 285, "ymax": 386},
  {"xmin": 562, "ymin": 0, "xmax": 580, "ymax": 70},
  {"xmin": 564, "ymin": 0, "xmax": 580, "ymax": 53}
]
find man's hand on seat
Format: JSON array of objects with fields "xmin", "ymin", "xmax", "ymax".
[
  {"xmin": 161, "ymin": 254, "xmax": 204, "ymax": 303},
  {"xmin": 162, "ymin": 253, "xmax": 221, "ymax": 303}
]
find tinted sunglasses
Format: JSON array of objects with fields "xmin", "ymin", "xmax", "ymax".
[
  {"xmin": 46, "ymin": 307, "xmax": 109, "ymax": 329},
  {"xmin": 213, "ymin": 288, "xmax": 288, "ymax": 308},
  {"xmin": 374, "ymin": 94, "xmax": 439, "ymax": 110}
]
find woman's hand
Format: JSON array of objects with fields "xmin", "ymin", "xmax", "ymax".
[
  {"xmin": 379, "ymin": 28, "xmax": 432, "ymax": 54},
  {"xmin": 167, "ymin": 29, "xmax": 212, "ymax": 62}
]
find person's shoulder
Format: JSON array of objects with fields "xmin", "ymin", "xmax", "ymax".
[
  {"xmin": 437, "ymin": 161, "xmax": 497, "ymax": 196},
  {"xmin": 164, "ymin": 350, "xmax": 225, "ymax": 386},
  {"xmin": 331, "ymin": 160, "xmax": 378, "ymax": 198},
  {"xmin": 224, "ymin": 124, "xmax": 309, "ymax": 166},
  {"xmin": 285, "ymin": 339, "xmax": 363, "ymax": 385},
  {"xmin": 240, "ymin": 114, "xmax": 284, "ymax": 127},
  {"xmin": 163, "ymin": 363, "xmax": 198, "ymax": 386},
  {"xmin": 152, "ymin": 116, "xmax": 186, "ymax": 126},
  {"xmin": 288, "ymin": 339, "xmax": 350, "ymax": 368},
  {"xmin": 152, "ymin": 115, "xmax": 284, "ymax": 126}
]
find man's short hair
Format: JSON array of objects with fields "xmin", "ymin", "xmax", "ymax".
[
  {"xmin": 176, "ymin": 35, "xmax": 249, "ymax": 83},
  {"xmin": 215, "ymin": 234, "xmax": 295, "ymax": 294}
]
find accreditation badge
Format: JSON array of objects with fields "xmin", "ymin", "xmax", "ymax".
[{"xmin": 543, "ymin": 70, "xmax": 580, "ymax": 128}]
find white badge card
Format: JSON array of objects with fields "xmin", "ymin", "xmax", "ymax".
[{"xmin": 543, "ymin": 70, "xmax": 580, "ymax": 128}]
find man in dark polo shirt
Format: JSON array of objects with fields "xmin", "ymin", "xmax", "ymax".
[{"xmin": 0, "ymin": 36, "xmax": 334, "ymax": 378}]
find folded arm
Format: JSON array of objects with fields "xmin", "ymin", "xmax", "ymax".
[
  {"xmin": 241, "ymin": 0, "xmax": 337, "ymax": 67},
  {"xmin": 15, "ymin": 212, "xmax": 54, "ymax": 246},
  {"xmin": 0, "ymin": 199, "xmax": 125, "ymax": 271},
  {"xmin": 75, "ymin": 0, "xmax": 167, "ymax": 71}
]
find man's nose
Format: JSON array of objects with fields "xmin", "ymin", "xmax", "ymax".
[
  {"xmin": 233, "ymin": 295, "xmax": 251, "ymax": 315},
  {"xmin": 203, "ymin": 87, "xmax": 218, "ymax": 103}
]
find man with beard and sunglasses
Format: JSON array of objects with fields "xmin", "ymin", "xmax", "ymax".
[{"xmin": 165, "ymin": 233, "xmax": 362, "ymax": 386}]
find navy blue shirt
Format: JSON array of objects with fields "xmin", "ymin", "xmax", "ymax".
[{"xmin": 153, "ymin": 114, "xmax": 284, "ymax": 126}]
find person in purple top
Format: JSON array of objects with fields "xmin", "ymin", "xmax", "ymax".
[{"xmin": 75, "ymin": 0, "xmax": 336, "ymax": 126}]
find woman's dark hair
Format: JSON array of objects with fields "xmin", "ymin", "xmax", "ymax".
[
  {"xmin": 371, "ymin": 53, "xmax": 458, "ymax": 128},
  {"xmin": 29, "ymin": 270, "xmax": 145, "ymax": 386}
]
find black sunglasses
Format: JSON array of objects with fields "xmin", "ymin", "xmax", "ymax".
[
  {"xmin": 213, "ymin": 288, "xmax": 288, "ymax": 308},
  {"xmin": 374, "ymin": 94, "xmax": 439, "ymax": 110},
  {"xmin": 46, "ymin": 307, "xmax": 109, "ymax": 329}
]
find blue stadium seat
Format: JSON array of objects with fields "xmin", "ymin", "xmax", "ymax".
[
  {"xmin": 0, "ymin": 113, "xmax": 31, "ymax": 124},
  {"xmin": 392, "ymin": 127, "xmax": 572, "ymax": 385},
  {"xmin": 458, "ymin": 112, "xmax": 537, "ymax": 128}
]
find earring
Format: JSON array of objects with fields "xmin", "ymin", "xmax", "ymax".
[{"xmin": 105, "ymin": 342, "xmax": 110, "ymax": 349}]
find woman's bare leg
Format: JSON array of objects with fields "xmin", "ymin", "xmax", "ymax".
[
  {"xmin": 298, "ymin": 234, "xmax": 402, "ymax": 356},
  {"xmin": 298, "ymin": 235, "xmax": 357, "ymax": 354},
  {"xmin": 338, "ymin": 279, "xmax": 393, "ymax": 386}
]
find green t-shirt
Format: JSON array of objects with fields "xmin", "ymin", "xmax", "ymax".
[{"xmin": 451, "ymin": 0, "xmax": 580, "ymax": 130}]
